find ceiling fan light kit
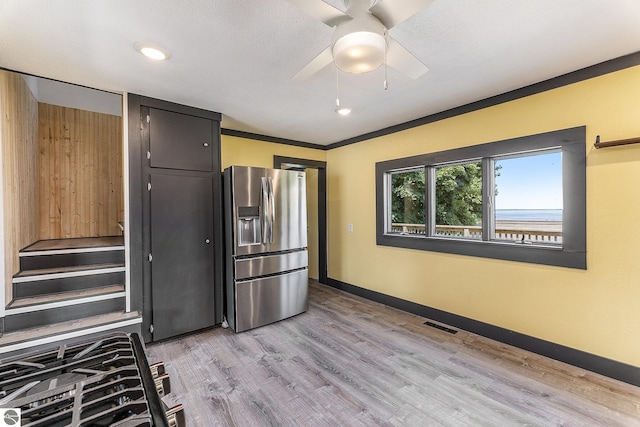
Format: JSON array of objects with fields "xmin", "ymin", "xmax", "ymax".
[
  {"xmin": 332, "ymin": 30, "xmax": 386, "ymax": 74},
  {"xmin": 288, "ymin": 0, "xmax": 431, "ymax": 112},
  {"xmin": 331, "ymin": 2, "xmax": 387, "ymax": 74},
  {"xmin": 289, "ymin": 0, "xmax": 430, "ymax": 80}
]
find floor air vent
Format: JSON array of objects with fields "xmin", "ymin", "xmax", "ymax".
[{"xmin": 424, "ymin": 321, "xmax": 458, "ymax": 334}]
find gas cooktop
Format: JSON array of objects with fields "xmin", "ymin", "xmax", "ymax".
[{"xmin": 0, "ymin": 332, "xmax": 181, "ymax": 426}]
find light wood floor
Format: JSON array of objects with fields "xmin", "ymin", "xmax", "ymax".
[{"xmin": 145, "ymin": 282, "xmax": 640, "ymax": 426}]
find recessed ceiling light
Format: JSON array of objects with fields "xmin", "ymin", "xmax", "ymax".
[
  {"xmin": 336, "ymin": 107, "xmax": 352, "ymax": 116},
  {"xmin": 134, "ymin": 42, "xmax": 171, "ymax": 61}
]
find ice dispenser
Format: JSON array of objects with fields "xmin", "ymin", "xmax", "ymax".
[{"xmin": 237, "ymin": 206, "xmax": 261, "ymax": 245}]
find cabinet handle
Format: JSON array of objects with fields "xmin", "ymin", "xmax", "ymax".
[
  {"xmin": 203, "ymin": 142, "xmax": 209, "ymax": 147},
  {"xmin": 205, "ymin": 239, "xmax": 211, "ymax": 244}
]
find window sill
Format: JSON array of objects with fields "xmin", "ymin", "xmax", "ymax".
[
  {"xmin": 378, "ymin": 233, "xmax": 584, "ymax": 269},
  {"xmin": 384, "ymin": 232, "xmax": 563, "ymax": 249}
]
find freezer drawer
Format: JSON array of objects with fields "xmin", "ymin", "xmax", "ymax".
[
  {"xmin": 235, "ymin": 250, "xmax": 308, "ymax": 280},
  {"xmin": 234, "ymin": 269, "xmax": 308, "ymax": 332}
]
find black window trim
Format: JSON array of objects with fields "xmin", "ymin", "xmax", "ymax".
[{"xmin": 375, "ymin": 126, "xmax": 586, "ymax": 269}]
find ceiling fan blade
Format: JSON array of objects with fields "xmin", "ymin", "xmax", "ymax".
[
  {"xmin": 386, "ymin": 37, "xmax": 429, "ymax": 79},
  {"xmin": 284, "ymin": 0, "xmax": 351, "ymax": 27},
  {"xmin": 371, "ymin": 0, "xmax": 434, "ymax": 29},
  {"xmin": 292, "ymin": 46, "xmax": 334, "ymax": 80}
]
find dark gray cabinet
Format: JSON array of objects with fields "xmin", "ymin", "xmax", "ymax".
[
  {"xmin": 150, "ymin": 173, "xmax": 215, "ymax": 340},
  {"xmin": 127, "ymin": 95, "xmax": 223, "ymax": 343},
  {"xmin": 149, "ymin": 108, "xmax": 214, "ymax": 172}
]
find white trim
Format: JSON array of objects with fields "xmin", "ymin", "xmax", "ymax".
[
  {"xmin": 12, "ymin": 266, "xmax": 125, "ymax": 283},
  {"xmin": 123, "ymin": 92, "xmax": 131, "ymax": 313},
  {"xmin": 5, "ymin": 291, "xmax": 125, "ymax": 315},
  {"xmin": 19, "ymin": 245, "xmax": 125, "ymax": 257},
  {"xmin": 0, "ymin": 317, "xmax": 142, "ymax": 354}
]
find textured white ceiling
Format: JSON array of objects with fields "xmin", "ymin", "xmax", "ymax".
[{"xmin": 1, "ymin": 0, "xmax": 639, "ymax": 145}]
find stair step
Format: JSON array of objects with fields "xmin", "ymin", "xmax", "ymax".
[
  {"xmin": 21, "ymin": 236, "xmax": 124, "ymax": 252},
  {"xmin": 13, "ymin": 270, "xmax": 124, "ymax": 299},
  {"xmin": 0, "ymin": 311, "xmax": 142, "ymax": 355},
  {"xmin": 19, "ymin": 249, "xmax": 124, "ymax": 271},
  {"xmin": 19, "ymin": 236, "xmax": 124, "ymax": 270},
  {"xmin": 1, "ymin": 236, "xmax": 136, "ymax": 356},
  {"xmin": 14, "ymin": 263, "xmax": 125, "ymax": 282},
  {"xmin": 7, "ymin": 284, "xmax": 125, "ymax": 310},
  {"xmin": 3, "ymin": 296, "xmax": 125, "ymax": 333}
]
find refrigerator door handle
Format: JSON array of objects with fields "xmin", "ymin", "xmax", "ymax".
[
  {"xmin": 267, "ymin": 177, "xmax": 275, "ymax": 243},
  {"xmin": 261, "ymin": 177, "xmax": 269, "ymax": 244}
]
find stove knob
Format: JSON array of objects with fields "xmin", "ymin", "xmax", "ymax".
[
  {"xmin": 149, "ymin": 361, "xmax": 166, "ymax": 378},
  {"xmin": 165, "ymin": 403, "xmax": 185, "ymax": 427},
  {"xmin": 154, "ymin": 372, "xmax": 171, "ymax": 396}
]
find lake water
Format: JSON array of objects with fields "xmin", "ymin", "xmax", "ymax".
[{"xmin": 496, "ymin": 209, "xmax": 562, "ymax": 221}]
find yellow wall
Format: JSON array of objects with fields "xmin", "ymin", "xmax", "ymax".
[
  {"xmin": 326, "ymin": 65, "xmax": 640, "ymax": 367},
  {"xmin": 221, "ymin": 135, "xmax": 325, "ymax": 170}
]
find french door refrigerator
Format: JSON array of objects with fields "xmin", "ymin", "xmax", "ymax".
[{"xmin": 224, "ymin": 166, "xmax": 309, "ymax": 332}]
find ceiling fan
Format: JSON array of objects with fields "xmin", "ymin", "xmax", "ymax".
[{"xmin": 287, "ymin": 0, "xmax": 433, "ymax": 80}]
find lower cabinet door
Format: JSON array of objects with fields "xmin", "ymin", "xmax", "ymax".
[{"xmin": 150, "ymin": 173, "xmax": 215, "ymax": 340}]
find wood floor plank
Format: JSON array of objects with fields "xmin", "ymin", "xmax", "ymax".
[{"xmin": 145, "ymin": 282, "xmax": 640, "ymax": 426}]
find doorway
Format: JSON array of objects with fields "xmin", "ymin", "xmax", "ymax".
[{"xmin": 274, "ymin": 156, "xmax": 327, "ymax": 284}]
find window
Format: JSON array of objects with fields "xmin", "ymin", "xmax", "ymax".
[
  {"xmin": 493, "ymin": 151, "xmax": 562, "ymax": 244},
  {"xmin": 388, "ymin": 168, "xmax": 425, "ymax": 235},
  {"xmin": 376, "ymin": 127, "xmax": 586, "ymax": 269},
  {"xmin": 434, "ymin": 161, "xmax": 483, "ymax": 240}
]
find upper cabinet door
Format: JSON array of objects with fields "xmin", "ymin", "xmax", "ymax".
[{"xmin": 149, "ymin": 108, "xmax": 214, "ymax": 171}]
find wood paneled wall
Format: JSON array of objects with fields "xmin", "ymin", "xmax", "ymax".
[
  {"xmin": 39, "ymin": 103, "xmax": 123, "ymax": 239},
  {"xmin": 1, "ymin": 71, "xmax": 40, "ymax": 301}
]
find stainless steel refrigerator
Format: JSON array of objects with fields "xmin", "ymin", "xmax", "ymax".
[{"xmin": 224, "ymin": 166, "xmax": 309, "ymax": 332}]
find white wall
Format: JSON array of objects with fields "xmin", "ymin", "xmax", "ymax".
[{"xmin": 33, "ymin": 76, "xmax": 122, "ymax": 116}]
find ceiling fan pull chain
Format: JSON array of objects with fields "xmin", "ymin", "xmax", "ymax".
[
  {"xmin": 384, "ymin": 30, "xmax": 388, "ymax": 90},
  {"xmin": 384, "ymin": 66, "xmax": 388, "ymax": 90},
  {"xmin": 336, "ymin": 65, "xmax": 340, "ymax": 109},
  {"xmin": 334, "ymin": 64, "xmax": 351, "ymax": 115}
]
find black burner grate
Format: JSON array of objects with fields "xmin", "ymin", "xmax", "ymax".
[{"xmin": 0, "ymin": 332, "xmax": 167, "ymax": 426}]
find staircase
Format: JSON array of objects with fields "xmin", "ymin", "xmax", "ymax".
[{"xmin": 1, "ymin": 236, "xmax": 142, "ymax": 354}]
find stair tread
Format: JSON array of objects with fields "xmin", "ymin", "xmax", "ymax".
[
  {"xmin": 21, "ymin": 236, "xmax": 124, "ymax": 252},
  {"xmin": 14, "ymin": 262, "xmax": 124, "ymax": 278},
  {"xmin": 0, "ymin": 311, "xmax": 141, "ymax": 349},
  {"xmin": 7, "ymin": 285, "xmax": 125, "ymax": 309}
]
